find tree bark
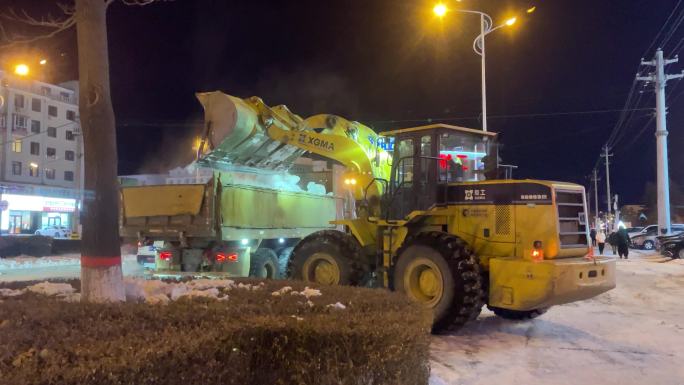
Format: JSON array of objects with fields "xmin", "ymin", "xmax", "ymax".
[{"xmin": 75, "ymin": 0, "xmax": 125, "ymax": 302}]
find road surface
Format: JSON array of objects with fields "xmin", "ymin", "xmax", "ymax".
[
  {"xmin": 0, "ymin": 255, "xmax": 143, "ymax": 282},
  {"xmin": 431, "ymin": 249, "xmax": 684, "ymax": 385}
]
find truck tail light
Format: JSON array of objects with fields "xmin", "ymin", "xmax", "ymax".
[
  {"xmin": 216, "ymin": 252, "xmax": 238, "ymax": 263},
  {"xmin": 159, "ymin": 251, "xmax": 172, "ymax": 261}
]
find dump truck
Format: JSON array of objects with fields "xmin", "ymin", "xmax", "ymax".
[{"xmin": 119, "ymin": 165, "xmax": 341, "ymax": 278}]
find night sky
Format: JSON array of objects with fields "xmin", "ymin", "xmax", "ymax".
[{"xmin": 2, "ymin": 0, "xmax": 683, "ymax": 205}]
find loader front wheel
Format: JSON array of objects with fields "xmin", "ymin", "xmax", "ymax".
[
  {"xmin": 288, "ymin": 230, "xmax": 362, "ymax": 285},
  {"xmin": 488, "ymin": 306, "xmax": 549, "ymax": 320},
  {"xmin": 394, "ymin": 232, "xmax": 484, "ymax": 333}
]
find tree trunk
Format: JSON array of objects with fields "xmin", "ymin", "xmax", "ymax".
[{"xmin": 75, "ymin": 0, "xmax": 125, "ymax": 302}]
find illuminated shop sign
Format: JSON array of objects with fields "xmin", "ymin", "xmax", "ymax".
[{"xmin": 2, "ymin": 194, "xmax": 76, "ymax": 213}]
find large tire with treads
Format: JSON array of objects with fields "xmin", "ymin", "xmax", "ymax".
[
  {"xmin": 249, "ymin": 248, "xmax": 279, "ymax": 279},
  {"xmin": 393, "ymin": 232, "xmax": 484, "ymax": 333},
  {"xmin": 488, "ymin": 306, "xmax": 549, "ymax": 320},
  {"xmin": 287, "ymin": 230, "xmax": 364, "ymax": 285}
]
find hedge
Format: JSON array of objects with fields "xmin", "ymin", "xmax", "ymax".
[
  {"xmin": 0, "ymin": 236, "xmax": 54, "ymax": 258},
  {"xmin": 0, "ymin": 279, "xmax": 432, "ymax": 385}
]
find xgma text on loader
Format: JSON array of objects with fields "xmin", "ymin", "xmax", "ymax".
[{"xmin": 196, "ymin": 91, "xmax": 617, "ymax": 332}]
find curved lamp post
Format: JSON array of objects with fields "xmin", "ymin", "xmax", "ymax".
[{"xmin": 434, "ymin": 3, "xmax": 527, "ymax": 132}]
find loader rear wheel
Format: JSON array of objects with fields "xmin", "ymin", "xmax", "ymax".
[
  {"xmin": 393, "ymin": 232, "xmax": 484, "ymax": 333},
  {"xmin": 488, "ymin": 306, "xmax": 549, "ymax": 320},
  {"xmin": 288, "ymin": 230, "xmax": 363, "ymax": 285},
  {"xmin": 249, "ymin": 249, "xmax": 279, "ymax": 279}
]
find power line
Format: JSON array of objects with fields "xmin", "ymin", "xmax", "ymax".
[
  {"xmin": 643, "ymin": 0, "xmax": 683, "ymax": 57},
  {"xmin": 659, "ymin": 3, "xmax": 684, "ymax": 49},
  {"xmin": 366, "ymin": 107, "xmax": 654, "ymax": 125}
]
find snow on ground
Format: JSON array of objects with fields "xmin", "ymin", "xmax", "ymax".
[
  {"xmin": 430, "ymin": 249, "xmax": 684, "ymax": 385},
  {"xmin": 0, "ymin": 254, "xmax": 142, "ymax": 282},
  {"xmin": 0, "ymin": 254, "xmax": 81, "ymax": 271}
]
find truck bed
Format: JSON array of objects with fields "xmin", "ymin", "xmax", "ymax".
[{"xmin": 120, "ymin": 175, "xmax": 337, "ymax": 242}]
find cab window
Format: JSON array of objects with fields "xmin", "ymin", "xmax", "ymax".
[
  {"xmin": 439, "ymin": 132, "xmax": 488, "ymax": 181},
  {"xmin": 397, "ymin": 138, "xmax": 414, "ymax": 183}
]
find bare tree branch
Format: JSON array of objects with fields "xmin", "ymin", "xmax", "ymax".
[
  {"xmin": 0, "ymin": 3, "xmax": 77, "ymax": 48},
  {"xmin": 0, "ymin": 14, "xmax": 75, "ymax": 48},
  {"xmin": 121, "ymin": 0, "xmax": 171, "ymax": 6}
]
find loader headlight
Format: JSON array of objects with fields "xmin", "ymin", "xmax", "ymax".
[{"xmin": 532, "ymin": 241, "xmax": 544, "ymax": 262}]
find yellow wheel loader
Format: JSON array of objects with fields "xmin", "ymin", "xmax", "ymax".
[{"xmin": 195, "ymin": 92, "xmax": 616, "ymax": 332}]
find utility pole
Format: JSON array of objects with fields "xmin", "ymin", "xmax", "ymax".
[
  {"xmin": 600, "ymin": 146, "xmax": 613, "ymax": 215},
  {"xmin": 637, "ymin": 49, "xmax": 684, "ymax": 235},
  {"xmin": 591, "ymin": 168, "xmax": 600, "ymax": 230},
  {"xmin": 480, "ymin": 14, "xmax": 487, "ymax": 132}
]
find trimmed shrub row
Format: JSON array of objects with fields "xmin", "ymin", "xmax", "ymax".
[{"xmin": 0, "ymin": 279, "xmax": 432, "ymax": 385}]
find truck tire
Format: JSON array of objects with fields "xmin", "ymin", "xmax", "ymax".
[
  {"xmin": 393, "ymin": 232, "xmax": 484, "ymax": 333},
  {"xmin": 288, "ymin": 230, "xmax": 363, "ymax": 285},
  {"xmin": 278, "ymin": 247, "xmax": 294, "ymax": 279},
  {"xmin": 488, "ymin": 306, "xmax": 549, "ymax": 320},
  {"xmin": 249, "ymin": 248, "xmax": 279, "ymax": 279}
]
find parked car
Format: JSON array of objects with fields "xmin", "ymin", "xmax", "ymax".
[
  {"xmin": 657, "ymin": 233, "xmax": 684, "ymax": 259},
  {"xmin": 630, "ymin": 224, "xmax": 684, "ymax": 250},
  {"xmin": 626, "ymin": 227, "xmax": 644, "ymax": 237},
  {"xmin": 34, "ymin": 225, "xmax": 72, "ymax": 238}
]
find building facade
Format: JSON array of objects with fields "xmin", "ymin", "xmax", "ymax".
[{"xmin": 0, "ymin": 70, "xmax": 84, "ymax": 235}]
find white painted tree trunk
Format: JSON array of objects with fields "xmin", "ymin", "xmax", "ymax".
[
  {"xmin": 75, "ymin": 0, "xmax": 125, "ymax": 302},
  {"xmin": 81, "ymin": 265, "xmax": 125, "ymax": 302}
]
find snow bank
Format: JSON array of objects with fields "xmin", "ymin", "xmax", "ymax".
[
  {"xmin": 0, "ymin": 254, "xmax": 80, "ymax": 271},
  {"xmin": 26, "ymin": 282, "xmax": 75, "ymax": 296},
  {"xmin": 123, "ymin": 277, "xmax": 256, "ymax": 304},
  {"xmin": 0, "ymin": 254, "xmax": 138, "ymax": 272},
  {"xmin": 0, "ymin": 281, "xmax": 79, "ymax": 302}
]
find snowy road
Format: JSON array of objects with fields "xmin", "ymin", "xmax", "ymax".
[
  {"xmin": 431, "ymin": 250, "xmax": 684, "ymax": 385},
  {"xmin": 0, "ymin": 254, "xmax": 144, "ymax": 282}
]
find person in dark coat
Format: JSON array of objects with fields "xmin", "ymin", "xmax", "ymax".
[
  {"xmin": 607, "ymin": 231, "xmax": 618, "ymax": 255},
  {"xmin": 590, "ymin": 228, "xmax": 597, "ymax": 247},
  {"xmin": 616, "ymin": 227, "xmax": 631, "ymax": 259}
]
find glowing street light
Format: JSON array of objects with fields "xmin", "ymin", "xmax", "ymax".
[
  {"xmin": 30, "ymin": 162, "xmax": 38, "ymax": 168},
  {"xmin": 433, "ymin": 3, "xmax": 448, "ymax": 18},
  {"xmin": 39, "ymin": 59, "xmax": 47, "ymax": 65},
  {"xmin": 14, "ymin": 64, "xmax": 29, "ymax": 76},
  {"xmin": 430, "ymin": 4, "xmax": 532, "ymax": 131}
]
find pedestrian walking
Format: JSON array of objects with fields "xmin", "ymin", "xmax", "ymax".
[
  {"xmin": 590, "ymin": 228, "xmax": 597, "ymax": 247},
  {"xmin": 596, "ymin": 231, "xmax": 606, "ymax": 254},
  {"xmin": 608, "ymin": 231, "xmax": 618, "ymax": 255},
  {"xmin": 616, "ymin": 226, "xmax": 630, "ymax": 259}
]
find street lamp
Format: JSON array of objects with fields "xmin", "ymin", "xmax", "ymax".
[
  {"xmin": 14, "ymin": 64, "xmax": 29, "ymax": 76},
  {"xmin": 433, "ymin": 3, "xmax": 448, "ymax": 18},
  {"xmin": 433, "ymin": 4, "xmax": 525, "ymax": 132}
]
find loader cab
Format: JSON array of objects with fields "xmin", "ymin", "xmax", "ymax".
[{"xmin": 382, "ymin": 124, "xmax": 497, "ymax": 219}]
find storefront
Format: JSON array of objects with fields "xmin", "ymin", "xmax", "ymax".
[{"xmin": 0, "ymin": 193, "xmax": 76, "ymax": 234}]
